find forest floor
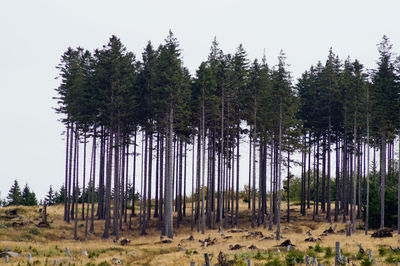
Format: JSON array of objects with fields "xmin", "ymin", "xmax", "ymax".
[{"xmin": 0, "ymin": 201, "xmax": 399, "ymax": 265}]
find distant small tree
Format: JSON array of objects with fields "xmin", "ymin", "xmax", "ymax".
[
  {"xmin": 7, "ymin": 180, "xmax": 22, "ymax": 206},
  {"xmin": 54, "ymin": 185, "xmax": 66, "ymax": 204},
  {"xmin": 46, "ymin": 186, "xmax": 56, "ymax": 205},
  {"xmin": 22, "ymin": 184, "xmax": 38, "ymax": 206}
]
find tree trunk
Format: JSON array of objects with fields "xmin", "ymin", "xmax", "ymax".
[
  {"xmin": 191, "ymin": 136, "xmax": 195, "ymax": 231},
  {"xmin": 201, "ymin": 99, "xmax": 206, "ymax": 234},
  {"xmin": 184, "ymin": 142, "xmax": 187, "ymax": 217},
  {"xmin": 147, "ymin": 132, "xmax": 153, "ymax": 221},
  {"xmin": 90, "ymin": 126, "xmax": 97, "ymax": 233},
  {"xmin": 252, "ymin": 102, "xmax": 257, "ymax": 228},
  {"xmin": 365, "ymin": 98, "xmax": 370, "ymax": 234},
  {"xmin": 98, "ymin": 126, "xmax": 105, "ymax": 220},
  {"xmin": 67, "ymin": 123, "xmax": 74, "ymax": 223},
  {"xmin": 276, "ymin": 97, "xmax": 282, "ymax": 241},
  {"xmin": 113, "ymin": 127, "xmax": 120, "ymax": 240},
  {"xmin": 103, "ymin": 131, "xmax": 113, "ymax": 239},
  {"xmin": 73, "ymin": 130, "xmax": 79, "ymax": 240},
  {"xmin": 287, "ymin": 152, "xmax": 290, "ymax": 223},
  {"xmin": 327, "ymin": 114, "xmax": 331, "ymax": 222},
  {"xmin": 155, "ymin": 133, "xmax": 159, "ymax": 218},
  {"xmin": 352, "ymin": 113, "xmax": 357, "ymax": 233},
  {"xmin": 164, "ymin": 107, "xmax": 174, "ymax": 238},
  {"xmin": 268, "ymin": 139, "xmax": 274, "ymax": 231},
  {"xmin": 235, "ymin": 129, "xmax": 240, "ymax": 226},
  {"xmin": 380, "ymin": 133, "xmax": 386, "ymax": 229},
  {"xmin": 141, "ymin": 132, "xmax": 148, "ymax": 235},
  {"xmin": 307, "ymin": 133, "xmax": 311, "ymax": 209},
  {"xmin": 81, "ymin": 133, "xmax": 87, "ymax": 220},
  {"xmin": 248, "ymin": 129, "xmax": 252, "ymax": 210},
  {"xmin": 64, "ymin": 120, "xmax": 70, "ymax": 222},
  {"xmin": 334, "ymin": 139, "xmax": 339, "ymax": 223}
]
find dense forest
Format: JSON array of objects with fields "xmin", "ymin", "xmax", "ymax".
[{"xmin": 54, "ymin": 31, "xmax": 400, "ymax": 241}]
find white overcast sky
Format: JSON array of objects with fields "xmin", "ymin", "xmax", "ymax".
[{"xmin": 0, "ymin": 0, "xmax": 399, "ymax": 201}]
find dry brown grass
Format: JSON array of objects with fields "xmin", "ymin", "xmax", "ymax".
[{"xmin": 1, "ymin": 202, "xmax": 400, "ymax": 265}]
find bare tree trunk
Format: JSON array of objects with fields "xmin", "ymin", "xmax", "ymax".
[
  {"xmin": 398, "ymin": 135, "xmax": 400, "ymax": 234},
  {"xmin": 365, "ymin": 94, "xmax": 370, "ymax": 234},
  {"xmin": 184, "ymin": 142, "xmax": 187, "ymax": 217},
  {"xmin": 113, "ymin": 127, "xmax": 120, "ymax": 240},
  {"xmin": 90, "ymin": 126, "xmax": 97, "ymax": 233},
  {"xmin": 141, "ymin": 132, "xmax": 148, "ymax": 235},
  {"xmin": 352, "ymin": 113, "xmax": 357, "ymax": 233},
  {"xmin": 191, "ymin": 136, "xmax": 195, "ymax": 231},
  {"xmin": 301, "ymin": 136, "xmax": 305, "ymax": 216},
  {"xmin": 196, "ymin": 133, "xmax": 201, "ymax": 232},
  {"xmin": 177, "ymin": 138, "xmax": 183, "ymax": 227},
  {"xmin": 82, "ymin": 133, "xmax": 87, "ymax": 220},
  {"xmin": 103, "ymin": 131, "xmax": 113, "ymax": 238},
  {"xmin": 98, "ymin": 126, "xmax": 105, "ymax": 220},
  {"xmin": 307, "ymin": 133, "xmax": 311, "ymax": 209},
  {"xmin": 251, "ymin": 104, "xmax": 257, "ymax": 228},
  {"xmin": 219, "ymin": 88, "xmax": 224, "ymax": 235},
  {"xmin": 268, "ymin": 139, "xmax": 274, "ymax": 231},
  {"xmin": 327, "ymin": 114, "xmax": 332, "ymax": 222},
  {"xmin": 155, "ymin": 133, "xmax": 159, "ymax": 218},
  {"xmin": 248, "ymin": 129, "xmax": 252, "ymax": 210},
  {"xmin": 147, "ymin": 132, "xmax": 153, "ymax": 221},
  {"xmin": 334, "ymin": 139, "xmax": 340, "ymax": 223},
  {"xmin": 276, "ymin": 98, "xmax": 282, "ymax": 241},
  {"xmin": 380, "ymin": 133, "xmax": 386, "ymax": 229},
  {"xmin": 74, "ymin": 130, "xmax": 79, "ymax": 240},
  {"xmin": 235, "ymin": 129, "xmax": 240, "ymax": 226},
  {"xmin": 158, "ymin": 134, "xmax": 164, "ymax": 231},
  {"xmin": 67, "ymin": 123, "xmax": 74, "ymax": 223},
  {"xmin": 71, "ymin": 127, "xmax": 78, "ymax": 220},
  {"xmin": 64, "ymin": 120, "xmax": 70, "ymax": 222},
  {"xmin": 201, "ymin": 100, "xmax": 206, "ymax": 234},
  {"xmin": 322, "ymin": 135, "xmax": 326, "ymax": 213},
  {"xmin": 165, "ymin": 107, "xmax": 174, "ymax": 238},
  {"xmin": 132, "ymin": 130, "xmax": 137, "ymax": 218},
  {"xmin": 124, "ymin": 141, "xmax": 129, "ymax": 224},
  {"xmin": 85, "ymin": 137, "xmax": 93, "ymax": 238},
  {"xmin": 287, "ymin": 152, "xmax": 290, "ymax": 223}
]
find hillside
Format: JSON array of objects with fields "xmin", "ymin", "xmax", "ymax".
[{"xmin": 0, "ymin": 201, "xmax": 399, "ymax": 265}]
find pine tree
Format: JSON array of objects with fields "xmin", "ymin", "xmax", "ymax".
[
  {"xmin": 370, "ymin": 36, "xmax": 400, "ymax": 228},
  {"xmin": 46, "ymin": 186, "xmax": 56, "ymax": 205},
  {"xmin": 22, "ymin": 184, "xmax": 38, "ymax": 206},
  {"xmin": 7, "ymin": 180, "xmax": 22, "ymax": 206}
]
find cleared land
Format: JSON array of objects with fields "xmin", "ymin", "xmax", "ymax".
[{"xmin": 0, "ymin": 201, "xmax": 399, "ymax": 265}]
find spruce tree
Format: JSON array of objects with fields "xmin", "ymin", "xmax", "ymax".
[
  {"xmin": 22, "ymin": 184, "xmax": 38, "ymax": 206},
  {"xmin": 46, "ymin": 186, "xmax": 56, "ymax": 205},
  {"xmin": 7, "ymin": 180, "xmax": 22, "ymax": 206}
]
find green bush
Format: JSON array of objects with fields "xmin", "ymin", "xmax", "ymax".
[
  {"xmin": 378, "ymin": 247, "xmax": 387, "ymax": 256},
  {"xmin": 315, "ymin": 243, "xmax": 323, "ymax": 253},
  {"xmin": 285, "ymin": 249, "xmax": 304, "ymax": 265},
  {"xmin": 324, "ymin": 246, "xmax": 334, "ymax": 258},
  {"xmin": 265, "ymin": 258, "xmax": 283, "ymax": 266},
  {"xmin": 386, "ymin": 254, "xmax": 400, "ymax": 263},
  {"xmin": 360, "ymin": 257, "xmax": 373, "ymax": 266}
]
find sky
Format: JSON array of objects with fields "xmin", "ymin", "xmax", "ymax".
[{"xmin": 0, "ymin": 0, "xmax": 399, "ymax": 201}]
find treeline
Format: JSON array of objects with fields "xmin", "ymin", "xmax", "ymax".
[
  {"xmin": 54, "ymin": 31, "xmax": 400, "ymax": 240},
  {"xmin": 2, "ymin": 180, "xmax": 66, "ymax": 207}
]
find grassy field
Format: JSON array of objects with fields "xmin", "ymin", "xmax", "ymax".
[{"xmin": 1, "ymin": 201, "xmax": 400, "ymax": 265}]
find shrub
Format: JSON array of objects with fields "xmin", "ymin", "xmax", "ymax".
[
  {"xmin": 315, "ymin": 243, "xmax": 323, "ymax": 253},
  {"xmin": 378, "ymin": 247, "xmax": 387, "ymax": 256},
  {"xmin": 360, "ymin": 257, "xmax": 373, "ymax": 266},
  {"xmin": 285, "ymin": 249, "xmax": 304, "ymax": 265},
  {"xmin": 324, "ymin": 246, "xmax": 334, "ymax": 258}
]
